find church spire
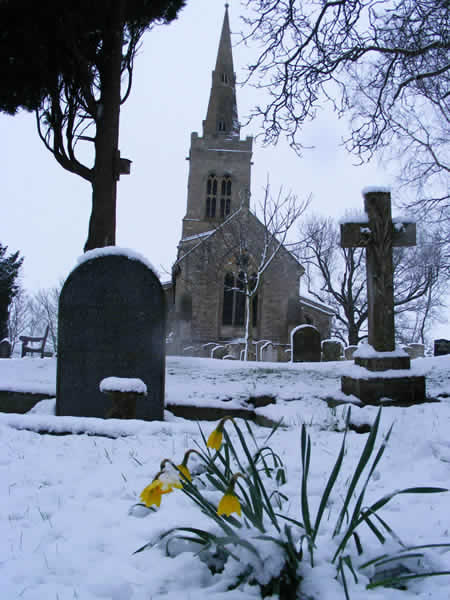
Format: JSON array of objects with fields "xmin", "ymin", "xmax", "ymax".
[{"xmin": 203, "ymin": 5, "xmax": 240, "ymax": 138}]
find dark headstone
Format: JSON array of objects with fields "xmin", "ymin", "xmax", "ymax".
[
  {"xmin": 56, "ymin": 251, "xmax": 166, "ymax": 420},
  {"xmin": 434, "ymin": 339, "xmax": 450, "ymax": 357},
  {"xmin": 0, "ymin": 339, "xmax": 11, "ymax": 358},
  {"xmin": 322, "ymin": 339, "xmax": 343, "ymax": 361},
  {"xmin": 291, "ymin": 325, "xmax": 321, "ymax": 362}
]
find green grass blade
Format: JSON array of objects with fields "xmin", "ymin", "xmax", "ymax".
[
  {"xmin": 367, "ymin": 571, "xmax": 450, "ymax": 589},
  {"xmin": 312, "ymin": 425, "xmax": 348, "ymax": 541},
  {"xmin": 333, "ymin": 408, "xmax": 382, "ymax": 537}
]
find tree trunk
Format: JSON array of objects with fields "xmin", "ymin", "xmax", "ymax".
[
  {"xmin": 244, "ymin": 291, "xmax": 256, "ymax": 361},
  {"xmin": 347, "ymin": 324, "xmax": 359, "ymax": 346},
  {"xmin": 84, "ymin": 5, "xmax": 124, "ymax": 252}
]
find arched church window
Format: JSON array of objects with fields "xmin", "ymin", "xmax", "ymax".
[
  {"xmin": 235, "ymin": 271, "xmax": 246, "ymax": 326},
  {"xmin": 222, "ymin": 272, "xmax": 234, "ymax": 325},
  {"xmin": 206, "ymin": 174, "xmax": 217, "ymax": 218},
  {"xmin": 217, "ymin": 119, "xmax": 226, "ymax": 132},
  {"xmin": 220, "ymin": 175, "xmax": 232, "ymax": 217},
  {"xmin": 221, "ymin": 72, "xmax": 229, "ymax": 84},
  {"xmin": 222, "ymin": 270, "xmax": 258, "ymax": 328}
]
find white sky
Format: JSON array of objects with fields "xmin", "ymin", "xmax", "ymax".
[
  {"xmin": 0, "ymin": 0, "xmax": 392, "ymax": 287},
  {"xmin": 0, "ymin": 0, "xmax": 446, "ymax": 335}
]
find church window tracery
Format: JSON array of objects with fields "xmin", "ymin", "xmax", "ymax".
[
  {"xmin": 206, "ymin": 174, "xmax": 218, "ymax": 217},
  {"xmin": 206, "ymin": 174, "xmax": 232, "ymax": 219},
  {"xmin": 220, "ymin": 176, "xmax": 232, "ymax": 217},
  {"xmin": 222, "ymin": 271, "xmax": 258, "ymax": 327}
]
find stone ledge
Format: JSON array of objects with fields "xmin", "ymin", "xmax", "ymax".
[
  {"xmin": 342, "ymin": 374, "xmax": 426, "ymax": 406},
  {"xmin": 355, "ymin": 356, "xmax": 411, "ymax": 371},
  {"xmin": 0, "ymin": 391, "xmax": 53, "ymax": 414}
]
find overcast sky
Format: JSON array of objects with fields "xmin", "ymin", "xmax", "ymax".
[{"xmin": 1, "ymin": 0, "xmax": 446, "ymax": 335}]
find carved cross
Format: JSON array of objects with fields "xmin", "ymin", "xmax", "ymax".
[{"xmin": 340, "ymin": 189, "xmax": 416, "ymax": 352}]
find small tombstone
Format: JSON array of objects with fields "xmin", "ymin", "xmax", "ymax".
[
  {"xmin": 211, "ymin": 344, "xmax": 227, "ymax": 359},
  {"xmin": 404, "ymin": 343, "xmax": 425, "ymax": 359},
  {"xmin": 225, "ymin": 342, "xmax": 242, "ymax": 360},
  {"xmin": 434, "ymin": 339, "xmax": 450, "ymax": 356},
  {"xmin": 261, "ymin": 342, "xmax": 278, "ymax": 362},
  {"xmin": 322, "ymin": 339, "xmax": 343, "ymax": 362},
  {"xmin": 57, "ymin": 249, "xmax": 166, "ymax": 420},
  {"xmin": 344, "ymin": 345, "xmax": 358, "ymax": 360},
  {"xmin": 291, "ymin": 325, "xmax": 321, "ymax": 362},
  {"xmin": 0, "ymin": 338, "xmax": 11, "ymax": 358}
]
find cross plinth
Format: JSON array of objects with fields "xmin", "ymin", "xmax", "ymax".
[{"xmin": 340, "ymin": 188, "xmax": 426, "ymax": 405}]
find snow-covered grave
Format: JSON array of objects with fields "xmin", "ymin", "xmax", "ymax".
[{"xmin": 0, "ymin": 355, "xmax": 450, "ymax": 598}]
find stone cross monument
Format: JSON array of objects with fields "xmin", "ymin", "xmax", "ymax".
[{"xmin": 340, "ymin": 187, "xmax": 426, "ymax": 404}]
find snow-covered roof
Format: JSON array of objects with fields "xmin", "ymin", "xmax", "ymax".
[
  {"xmin": 300, "ymin": 293, "xmax": 335, "ymax": 316},
  {"xmin": 181, "ymin": 229, "xmax": 215, "ymax": 242}
]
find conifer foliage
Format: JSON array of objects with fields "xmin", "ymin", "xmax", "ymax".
[
  {"xmin": 0, "ymin": 1, "xmax": 186, "ymax": 250},
  {"xmin": 0, "ymin": 244, "xmax": 23, "ymax": 340}
]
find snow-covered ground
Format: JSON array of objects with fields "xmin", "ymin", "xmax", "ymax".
[{"xmin": 1, "ymin": 355, "xmax": 450, "ymax": 599}]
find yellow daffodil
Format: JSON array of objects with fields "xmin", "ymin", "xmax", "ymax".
[
  {"xmin": 177, "ymin": 464, "xmax": 191, "ymax": 481},
  {"xmin": 140, "ymin": 479, "xmax": 169, "ymax": 508},
  {"xmin": 207, "ymin": 428, "xmax": 223, "ymax": 450},
  {"xmin": 217, "ymin": 492, "xmax": 241, "ymax": 517}
]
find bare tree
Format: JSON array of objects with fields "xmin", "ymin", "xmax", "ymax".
[
  {"xmin": 241, "ymin": 0, "xmax": 449, "ymax": 255},
  {"xmin": 31, "ymin": 285, "xmax": 62, "ymax": 352},
  {"xmin": 296, "ymin": 214, "xmax": 446, "ymax": 346},
  {"xmin": 7, "ymin": 288, "xmax": 29, "ymax": 354}
]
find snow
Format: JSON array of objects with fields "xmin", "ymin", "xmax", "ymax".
[
  {"xmin": 75, "ymin": 247, "xmax": 158, "ymax": 277},
  {"xmin": 354, "ymin": 343, "xmax": 409, "ymax": 359},
  {"xmin": 181, "ymin": 229, "xmax": 215, "ymax": 242},
  {"xmin": 100, "ymin": 377, "xmax": 148, "ymax": 395},
  {"xmin": 362, "ymin": 185, "xmax": 392, "ymax": 195},
  {"xmin": 0, "ymin": 355, "xmax": 449, "ymax": 599},
  {"xmin": 338, "ymin": 208, "xmax": 369, "ymax": 224}
]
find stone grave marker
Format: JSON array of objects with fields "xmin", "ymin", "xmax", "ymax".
[
  {"xmin": 261, "ymin": 341, "xmax": 278, "ymax": 362},
  {"xmin": 344, "ymin": 345, "xmax": 358, "ymax": 360},
  {"xmin": 291, "ymin": 325, "xmax": 321, "ymax": 362},
  {"xmin": 322, "ymin": 339, "xmax": 343, "ymax": 361},
  {"xmin": 340, "ymin": 188, "xmax": 425, "ymax": 404},
  {"xmin": 0, "ymin": 338, "xmax": 11, "ymax": 358},
  {"xmin": 434, "ymin": 339, "xmax": 450, "ymax": 356},
  {"xmin": 56, "ymin": 249, "xmax": 166, "ymax": 420},
  {"xmin": 404, "ymin": 343, "xmax": 425, "ymax": 359}
]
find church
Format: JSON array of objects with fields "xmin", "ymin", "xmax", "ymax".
[{"xmin": 164, "ymin": 6, "xmax": 333, "ymax": 360}]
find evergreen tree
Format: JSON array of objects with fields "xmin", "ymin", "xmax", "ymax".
[
  {"xmin": 0, "ymin": 0, "xmax": 186, "ymax": 250},
  {"xmin": 0, "ymin": 244, "xmax": 23, "ymax": 340}
]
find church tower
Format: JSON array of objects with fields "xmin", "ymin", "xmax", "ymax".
[{"xmin": 181, "ymin": 5, "xmax": 253, "ymax": 239}]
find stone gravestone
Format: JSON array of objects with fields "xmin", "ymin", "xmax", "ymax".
[
  {"xmin": 344, "ymin": 345, "xmax": 358, "ymax": 360},
  {"xmin": 0, "ymin": 338, "xmax": 11, "ymax": 358},
  {"xmin": 322, "ymin": 339, "xmax": 343, "ymax": 362},
  {"xmin": 340, "ymin": 188, "xmax": 425, "ymax": 404},
  {"xmin": 434, "ymin": 339, "xmax": 450, "ymax": 356},
  {"xmin": 291, "ymin": 325, "xmax": 321, "ymax": 362},
  {"xmin": 404, "ymin": 343, "xmax": 425, "ymax": 359},
  {"xmin": 57, "ymin": 249, "xmax": 166, "ymax": 420}
]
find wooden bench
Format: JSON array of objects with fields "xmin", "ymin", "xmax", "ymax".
[{"xmin": 20, "ymin": 325, "xmax": 50, "ymax": 358}]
